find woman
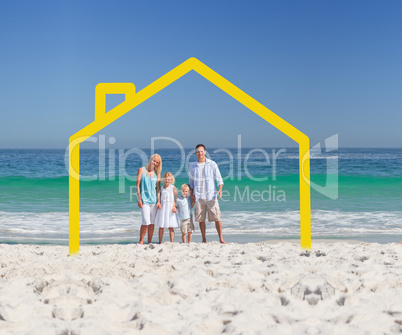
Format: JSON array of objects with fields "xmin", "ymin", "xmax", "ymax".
[{"xmin": 136, "ymin": 154, "xmax": 162, "ymax": 244}]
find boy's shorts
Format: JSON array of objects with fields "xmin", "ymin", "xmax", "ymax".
[
  {"xmin": 195, "ymin": 199, "xmax": 221, "ymax": 222},
  {"xmin": 180, "ymin": 218, "xmax": 195, "ymax": 234}
]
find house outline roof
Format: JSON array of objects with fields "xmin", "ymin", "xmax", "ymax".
[{"xmin": 68, "ymin": 57, "xmax": 311, "ymax": 255}]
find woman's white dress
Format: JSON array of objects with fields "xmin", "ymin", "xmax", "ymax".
[{"xmin": 156, "ymin": 185, "xmax": 179, "ymax": 228}]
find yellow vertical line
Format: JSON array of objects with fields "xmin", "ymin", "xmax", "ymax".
[
  {"xmin": 299, "ymin": 139, "xmax": 311, "ymax": 249},
  {"xmin": 69, "ymin": 140, "xmax": 80, "ymax": 255}
]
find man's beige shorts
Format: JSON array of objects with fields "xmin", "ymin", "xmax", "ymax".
[
  {"xmin": 195, "ymin": 199, "xmax": 221, "ymax": 222},
  {"xmin": 180, "ymin": 218, "xmax": 195, "ymax": 234}
]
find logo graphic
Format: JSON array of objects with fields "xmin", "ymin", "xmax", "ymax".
[
  {"xmin": 303, "ymin": 134, "xmax": 338, "ymax": 200},
  {"xmin": 68, "ymin": 58, "xmax": 312, "ymax": 254}
]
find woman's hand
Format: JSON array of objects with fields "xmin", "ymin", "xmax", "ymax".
[
  {"xmin": 172, "ymin": 206, "xmax": 177, "ymax": 213},
  {"xmin": 138, "ymin": 199, "xmax": 143, "ymax": 209},
  {"xmin": 157, "ymin": 202, "xmax": 161, "ymax": 210}
]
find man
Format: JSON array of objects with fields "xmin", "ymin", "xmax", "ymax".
[{"xmin": 189, "ymin": 144, "xmax": 226, "ymax": 244}]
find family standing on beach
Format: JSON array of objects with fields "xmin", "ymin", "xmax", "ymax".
[{"xmin": 136, "ymin": 144, "xmax": 226, "ymax": 244}]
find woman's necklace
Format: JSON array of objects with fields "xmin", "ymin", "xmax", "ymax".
[{"xmin": 146, "ymin": 168, "xmax": 154, "ymax": 178}]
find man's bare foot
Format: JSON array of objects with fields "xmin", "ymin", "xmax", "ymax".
[
  {"xmin": 139, "ymin": 241, "xmax": 144, "ymax": 245},
  {"xmin": 220, "ymin": 240, "xmax": 226, "ymax": 244},
  {"xmin": 202, "ymin": 240, "xmax": 207, "ymax": 243}
]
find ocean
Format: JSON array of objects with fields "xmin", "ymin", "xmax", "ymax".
[{"xmin": 1, "ymin": 148, "xmax": 401, "ymax": 244}]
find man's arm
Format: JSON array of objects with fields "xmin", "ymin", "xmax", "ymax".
[
  {"xmin": 189, "ymin": 163, "xmax": 196, "ymax": 202},
  {"xmin": 189, "ymin": 163, "xmax": 195, "ymax": 189},
  {"xmin": 217, "ymin": 184, "xmax": 223, "ymax": 199},
  {"xmin": 213, "ymin": 162, "xmax": 224, "ymax": 199}
]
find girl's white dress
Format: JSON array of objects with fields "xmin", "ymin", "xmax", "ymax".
[{"xmin": 156, "ymin": 184, "xmax": 179, "ymax": 228}]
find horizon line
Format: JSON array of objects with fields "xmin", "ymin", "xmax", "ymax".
[{"xmin": 1, "ymin": 147, "xmax": 402, "ymax": 150}]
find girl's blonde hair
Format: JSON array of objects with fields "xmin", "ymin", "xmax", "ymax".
[
  {"xmin": 145, "ymin": 154, "xmax": 162, "ymax": 176},
  {"xmin": 162, "ymin": 172, "xmax": 175, "ymax": 185}
]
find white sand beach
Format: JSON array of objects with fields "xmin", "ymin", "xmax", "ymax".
[{"xmin": 0, "ymin": 241, "xmax": 402, "ymax": 335}]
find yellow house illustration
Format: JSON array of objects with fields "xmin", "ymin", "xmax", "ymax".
[{"xmin": 68, "ymin": 57, "xmax": 311, "ymax": 255}]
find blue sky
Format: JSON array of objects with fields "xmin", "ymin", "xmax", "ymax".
[{"xmin": 0, "ymin": 0, "xmax": 401, "ymax": 149}]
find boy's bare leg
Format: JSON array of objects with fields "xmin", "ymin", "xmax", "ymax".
[
  {"xmin": 139, "ymin": 225, "xmax": 147, "ymax": 244},
  {"xmin": 199, "ymin": 222, "xmax": 206, "ymax": 243},
  {"xmin": 215, "ymin": 221, "xmax": 226, "ymax": 244},
  {"xmin": 188, "ymin": 232, "xmax": 192, "ymax": 243},
  {"xmin": 182, "ymin": 234, "xmax": 186, "ymax": 243},
  {"xmin": 169, "ymin": 228, "xmax": 174, "ymax": 243},
  {"xmin": 159, "ymin": 228, "xmax": 164, "ymax": 244},
  {"xmin": 147, "ymin": 224, "xmax": 154, "ymax": 244}
]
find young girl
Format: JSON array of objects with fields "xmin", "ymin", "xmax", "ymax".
[{"xmin": 156, "ymin": 172, "xmax": 179, "ymax": 243}]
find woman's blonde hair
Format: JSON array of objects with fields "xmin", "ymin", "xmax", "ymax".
[
  {"xmin": 145, "ymin": 154, "xmax": 162, "ymax": 175},
  {"xmin": 162, "ymin": 172, "xmax": 175, "ymax": 185}
]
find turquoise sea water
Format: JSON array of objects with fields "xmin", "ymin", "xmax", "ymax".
[{"xmin": 0, "ymin": 148, "xmax": 401, "ymax": 244}]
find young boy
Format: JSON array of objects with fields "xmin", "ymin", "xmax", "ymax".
[{"xmin": 176, "ymin": 184, "xmax": 195, "ymax": 243}]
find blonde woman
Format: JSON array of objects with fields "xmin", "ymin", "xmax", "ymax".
[{"xmin": 136, "ymin": 154, "xmax": 162, "ymax": 244}]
